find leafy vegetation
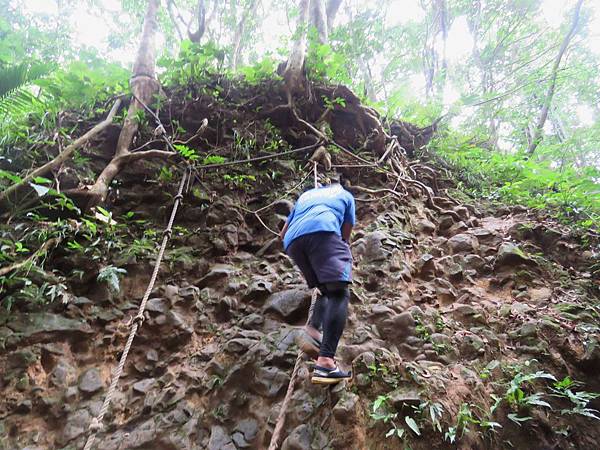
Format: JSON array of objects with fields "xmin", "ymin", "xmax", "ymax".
[{"xmin": 432, "ymin": 134, "xmax": 600, "ymax": 228}]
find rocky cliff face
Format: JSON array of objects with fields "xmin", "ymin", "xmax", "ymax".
[{"xmin": 0, "ymin": 81, "xmax": 599, "ymax": 450}]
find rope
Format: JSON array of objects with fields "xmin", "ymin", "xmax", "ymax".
[
  {"xmin": 83, "ymin": 168, "xmax": 189, "ymax": 450},
  {"xmin": 267, "ymin": 161, "xmax": 320, "ymax": 450},
  {"xmin": 268, "ymin": 288, "xmax": 320, "ymax": 450}
]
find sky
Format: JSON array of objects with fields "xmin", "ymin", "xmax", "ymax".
[
  {"xmin": 21, "ymin": 0, "xmax": 600, "ymax": 127},
  {"xmin": 25, "ymin": 0, "xmax": 600, "ymax": 64}
]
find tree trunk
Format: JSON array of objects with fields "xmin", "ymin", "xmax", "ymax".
[
  {"xmin": 283, "ymin": 0, "xmax": 311, "ymax": 95},
  {"xmin": 310, "ymin": 0, "xmax": 328, "ymax": 44},
  {"xmin": 326, "ymin": 0, "xmax": 343, "ymax": 31},
  {"xmin": 526, "ymin": 0, "xmax": 583, "ymax": 156},
  {"xmin": 166, "ymin": 0, "xmax": 184, "ymax": 41},
  {"xmin": 85, "ymin": 0, "xmax": 162, "ymax": 206},
  {"xmin": 358, "ymin": 57, "xmax": 377, "ymax": 102},
  {"xmin": 231, "ymin": 0, "xmax": 259, "ymax": 70},
  {"xmin": 188, "ymin": 0, "xmax": 206, "ymax": 43},
  {"xmin": 437, "ymin": 0, "xmax": 448, "ymax": 97}
]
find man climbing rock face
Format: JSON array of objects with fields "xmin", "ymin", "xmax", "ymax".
[{"xmin": 279, "ymin": 174, "xmax": 355, "ymax": 384}]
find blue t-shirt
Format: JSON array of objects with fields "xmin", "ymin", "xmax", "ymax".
[{"xmin": 283, "ymin": 184, "xmax": 356, "ymax": 250}]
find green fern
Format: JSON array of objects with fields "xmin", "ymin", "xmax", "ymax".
[{"xmin": 0, "ymin": 62, "xmax": 53, "ymax": 116}]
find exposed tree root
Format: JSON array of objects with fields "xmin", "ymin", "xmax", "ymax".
[
  {"xmin": 0, "ymin": 99, "xmax": 122, "ymax": 210},
  {"xmin": 81, "ymin": 0, "xmax": 161, "ymax": 209}
]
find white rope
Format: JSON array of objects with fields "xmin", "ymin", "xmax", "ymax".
[
  {"xmin": 83, "ymin": 169, "xmax": 189, "ymax": 450},
  {"xmin": 268, "ymin": 159, "xmax": 321, "ymax": 450}
]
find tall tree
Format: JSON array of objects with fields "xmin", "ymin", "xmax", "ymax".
[
  {"xmin": 310, "ymin": 0, "xmax": 329, "ymax": 44},
  {"xmin": 84, "ymin": 0, "xmax": 169, "ymax": 206},
  {"xmin": 231, "ymin": 0, "xmax": 260, "ymax": 70},
  {"xmin": 526, "ymin": 0, "xmax": 584, "ymax": 156},
  {"xmin": 188, "ymin": 0, "xmax": 207, "ymax": 42},
  {"xmin": 283, "ymin": 0, "xmax": 311, "ymax": 95}
]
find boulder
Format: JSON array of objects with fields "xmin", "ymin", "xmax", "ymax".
[
  {"xmin": 251, "ymin": 366, "xmax": 289, "ymax": 397},
  {"xmin": 445, "ymin": 262, "xmax": 463, "ymax": 281},
  {"xmin": 7, "ymin": 313, "xmax": 93, "ymax": 345},
  {"xmin": 216, "ymin": 297, "xmax": 238, "ymax": 321},
  {"xmin": 242, "ymin": 279, "xmax": 273, "ymax": 303},
  {"xmin": 333, "ymin": 392, "xmax": 360, "ymax": 424},
  {"xmin": 133, "ymin": 378, "xmax": 157, "ymax": 395},
  {"xmin": 225, "ymin": 338, "xmax": 259, "ymax": 354},
  {"xmin": 389, "ymin": 388, "xmax": 421, "ymax": 410},
  {"xmin": 437, "ymin": 214, "xmax": 455, "ymax": 231},
  {"xmin": 495, "ymin": 243, "xmax": 535, "ymax": 267},
  {"xmin": 78, "ymin": 368, "xmax": 103, "ymax": 395},
  {"xmin": 462, "ymin": 254, "xmax": 486, "ymax": 271},
  {"xmin": 451, "ymin": 303, "xmax": 486, "ymax": 326},
  {"xmin": 145, "ymin": 297, "xmax": 168, "ymax": 313},
  {"xmin": 447, "ymin": 221, "xmax": 469, "ymax": 235},
  {"xmin": 458, "ymin": 333, "xmax": 485, "ymax": 359},
  {"xmin": 453, "ymin": 205, "xmax": 470, "ymax": 220},
  {"xmin": 196, "ymin": 264, "xmax": 236, "ymax": 288},
  {"xmin": 435, "ymin": 278, "xmax": 457, "ymax": 305},
  {"xmin": 59, "ymin": 408, "xmax": 91, "ymax": 445},
  {"xmin": 232, "ymin": 418, "xmax": 259, "ymax": 448},
  {"xmin": 415, "ymin": 219, "xmax": 436, "ymax": 234},
  {"xmin": 358, "ymin": 231, "xmax": 388, "ymax": 262},
  {"xmin": 413, "ymin": 254, "xmax": 437, "ymax": 280},
  {"xmin": 447, "ymin": 233, "xmax": 478, "ymax": 254},
  {"xmin": 207, "ymin": 425, "xmax": 236, "ymax": 450},
  {"xmin": 50, "ymin": 360, "xmax": 76, "ymax": 387},
  {"xmin": 282, "ymin": 424, "xmax": 312, "ymax": 450},
  {"xmin": 264, "ymin": 289, "xmax": 311, "ymax": 322},
  {"xmin": 376, "ymin": 311, "xmax": 416, "ymax": 344}
]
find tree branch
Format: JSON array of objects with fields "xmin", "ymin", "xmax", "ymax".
[
  {"xmin": 0, "ymin": 238, "xmax": 61, "ymax": 277},
  {"xmin": 188, "ymin": 0, "xmax": 206, "ymax": 43},
  {"xmin": 0, "ymin": 99, "xmax": 122, "ymax": 208}
]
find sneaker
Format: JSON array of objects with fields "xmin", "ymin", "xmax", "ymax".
[
  {"xmin": 311, "ymin": 365, "xmax": 352, "ymax": 385},
  {"xmin": 296, "ymin": 331, "xmax": 321, "ymax": 358}
]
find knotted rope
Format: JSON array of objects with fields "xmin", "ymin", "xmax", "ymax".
[
  {"xmin": 268, "ymin": 286, "xmax": 320, "ymax": 450},
  {"xmin": 268, "ymin": 161, "xmax": 321, "ymax": 450},
  {"xmin": 83, "ymin": 168, "xmax": 189, "ymax": 450}
]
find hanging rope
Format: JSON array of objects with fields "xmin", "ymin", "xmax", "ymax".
[
  {"xmin": 268, "ymin": 288, "xmax": 319, "ymax": 450},
  {"xmin": 83, "ymin": 168, "xmax": 190, "ymax": 450},
  {"xmin": 268, "ymin": 162, "xmax": 321, "ymax": 450}
]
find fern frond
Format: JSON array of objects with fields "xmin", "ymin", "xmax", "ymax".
[{"xmin": 0, "ymin": 62, "xmax": 53, "ymax": 117}]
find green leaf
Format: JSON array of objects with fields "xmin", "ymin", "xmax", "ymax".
[
  {"xmin": 507, "ymin": 413, "xmax": 532, "ymax": 425},
  {"xmin": 0, "ymin": 170, "xmax": 22, "ymax": 183},
  {"xmin": 404, "ymin": 416, "xmax": 421, "ymax": 436},
  {"xmin": 32, "ymin": 176, "xmax": 52, "ymax": 184},
  {"xmin": 372, "ymin": 395, "xmax": 388, "ymax": 413},
  {"xmin": 96, "ymin": 206, "xmax": 111, "ymax": 218}
]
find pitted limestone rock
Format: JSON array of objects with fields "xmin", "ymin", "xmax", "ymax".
[
  {"xmin": 78, "ymin": 368, "xmax": 103, "ymax": 395},
  {"xmin": 264, "ymin": 289, "xmax": 311, "ymax": 322},
  {"xmin": 447, "ymin": 233, "xmax": 479, "ymax": 254}
]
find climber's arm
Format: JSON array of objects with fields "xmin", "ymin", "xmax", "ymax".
[
  {"xmin": 341, "ymin": 222, "xmax": 353, "ymax": 242},
  {"xmin": 341, "ymin": 194, "xmax": 356, "ymax": 243},
  {"xmin": 279, "ymin": 221, "xmax": 289, "ymax": 241}
]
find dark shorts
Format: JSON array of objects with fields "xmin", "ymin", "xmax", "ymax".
[{"xmin": 286, "ymin": 232, "xmax": 353, "ymax": 288}]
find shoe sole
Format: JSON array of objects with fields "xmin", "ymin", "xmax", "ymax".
[{"xmin": 311, "ymin": 376, "xmax": 351, "ymax": 385}]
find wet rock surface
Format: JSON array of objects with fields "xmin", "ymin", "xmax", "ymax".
[{"xmin": 1, "ymin": 151, "xmax": 598, "ymax": 450}]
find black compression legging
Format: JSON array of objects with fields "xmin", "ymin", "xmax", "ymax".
[{"xmin": 308, "ymin": 282, "xmax": 350, "ymax": 359}]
